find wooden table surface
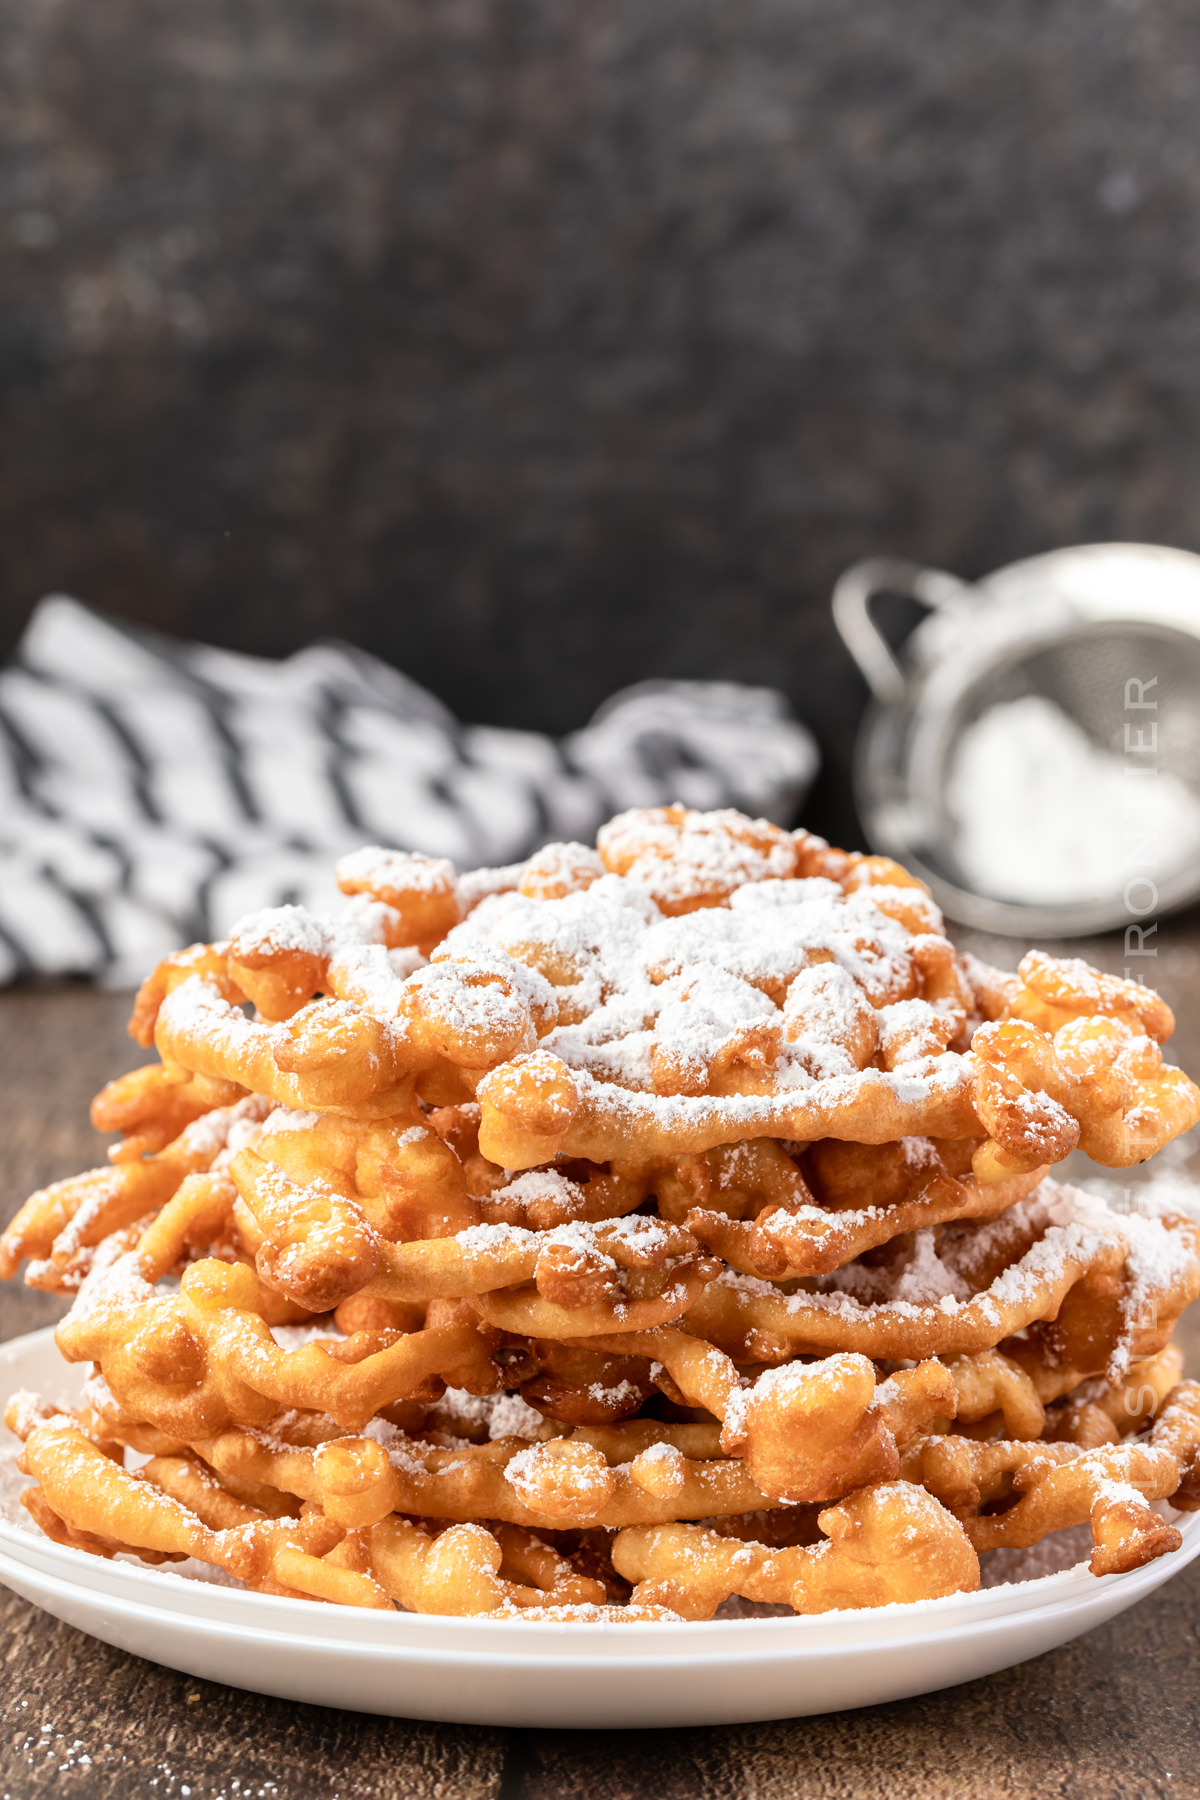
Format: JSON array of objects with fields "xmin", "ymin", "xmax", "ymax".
[{"xmin": 1, "ymin": 918, "xmax": 1199, "ymax": 1800}]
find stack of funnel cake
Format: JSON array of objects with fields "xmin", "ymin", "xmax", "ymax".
[{"xmin": 4, "ymin": 807, "xmax": 1200, "ymax": 1619}]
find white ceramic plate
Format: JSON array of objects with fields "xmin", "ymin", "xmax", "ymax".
[{"xmin": 1, "ymin": 1326, "xmax": 1197, "ymax": 1728}]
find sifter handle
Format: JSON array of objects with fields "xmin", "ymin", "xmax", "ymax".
[{"xmin": 831, "ymin": 558, "xmax": 973, "ymax": 704}]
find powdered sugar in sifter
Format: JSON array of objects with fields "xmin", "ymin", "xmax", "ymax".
[{"xmin": 833, "ymin": 542, "xmax": 1200, "ymax": 937}]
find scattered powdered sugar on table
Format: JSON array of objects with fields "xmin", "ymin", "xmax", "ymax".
[{"xmin": 947, "ymin": 695, "xmax": 1200, "ymax": 906}]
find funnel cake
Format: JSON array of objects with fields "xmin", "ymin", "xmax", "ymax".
[{"xmin": 4, "ymin": 806, "xmax": 1200, "ymax": 1620}]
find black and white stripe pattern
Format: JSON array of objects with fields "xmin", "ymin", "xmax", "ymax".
[{"xmin": 0, "ymin": 596, "xmax": 819, "ymax": 985}]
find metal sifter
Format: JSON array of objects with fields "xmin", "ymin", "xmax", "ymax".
[{"xmin": 833, "ymin": 542, "xmax": 1200, "ymax": 937}]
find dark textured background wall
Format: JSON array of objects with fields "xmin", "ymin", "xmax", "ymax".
[{"xmin": 1, "ymin": 0, "xmax": 1199, "ymax": 838}]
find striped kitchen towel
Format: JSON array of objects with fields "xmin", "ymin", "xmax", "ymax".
[{"xmin": 0, "ymin": 596, "xmax": 818, "ymax": 985}]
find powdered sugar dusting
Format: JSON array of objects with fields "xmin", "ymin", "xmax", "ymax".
[
  {"xmin": 335, "ymin": 846, "xmax": 457, "ymax": 899},
  {"xmin": 228, "ymin": 904, "xmax": 330, "ymax": 960},
  {"xmin": 443, "ymin": 860, "xmax": 933, "ymax": 1099},
  {"xmin": 427, "ymin": 1388, "xmax": 546, "ymax": 1442},
  {"xmin": 597, "ymin": 807, "xmax": 799, "ymax": 903}
]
